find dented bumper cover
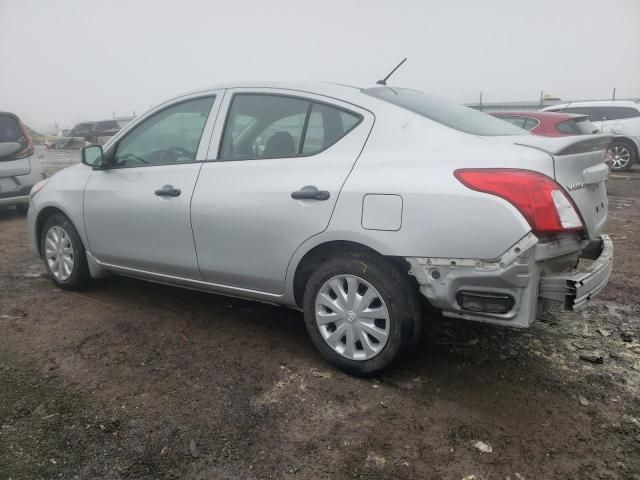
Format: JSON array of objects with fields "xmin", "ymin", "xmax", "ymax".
[
  {"xmin": 407, "ymin": 234, "xmax": 613, "ymax": 328},
  {"xmin": 538, "ymin": 235, "xmax": 613, "ymax": 310}
]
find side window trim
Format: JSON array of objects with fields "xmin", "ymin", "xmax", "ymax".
[
  {"xmin": 214, "ymin": 92, "xmax": 363, "ymax": 162},
  {"xmin": 298, "ymin": 102, "xmax": 313, "ymax": 155},
  {"xmin": 104, "ymin": 93, "xmax": 220, "ymax": 170}
]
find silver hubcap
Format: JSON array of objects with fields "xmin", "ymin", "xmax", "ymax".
[
  {"xmin": 609, "ymin": 145, "xmax": 631, "ymax": 169},
  {"xmin": 45, "ymin": 226, "xmax": 74, "ymax": 281},
  {"xmin": 315, "ymin": 275, "xmax": 390, "ymax": 361}
]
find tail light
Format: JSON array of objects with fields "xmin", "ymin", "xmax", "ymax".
[
  {"xmin": 454, "ymin": 168, "xmax": 584, "ymax": 234},
  {"xmin": 13, "ymin": 119, "xmax": 34, "ymax": 159}
]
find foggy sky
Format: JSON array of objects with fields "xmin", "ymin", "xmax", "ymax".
[{"xmin": 1, "ymin": 0, "xmax": 639, "ymax": 132}]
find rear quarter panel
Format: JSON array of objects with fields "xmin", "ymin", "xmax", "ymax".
[{"xmin": 288, "ymin": 110, "xmax": 556, "ymax": 282}]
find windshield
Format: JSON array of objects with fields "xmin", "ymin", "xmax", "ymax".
[{"xmin": 363, "ymin": 87, "xmax": 528, "ymax": 136}]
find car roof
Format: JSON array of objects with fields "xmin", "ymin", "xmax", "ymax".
[
  {"xmin": 542, "ymin": 100, "xmax": 640, "ymax": 110},
  {"xmin": 490, "ymin": 110, "xmax": 587, "ymax": 121},
  {"xmin": 173, "ymin": 81, "xmax": 377, "ymax": 106}
]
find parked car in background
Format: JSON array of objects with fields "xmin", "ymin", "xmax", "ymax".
[
  {"xmin": 27, "ymin": 82, "xmax": 613, "ymax": 375},
  {"xmin": 490, "ymin": 111, "xmax": 598, "ymax": 137},
  {"xmin": 89, "ymin": 120, "xmax": 127, "ymax": 142},
  {"xmin": 542, "ymin": 101, "xmax": 640, "ymax": 171},
  {"xmin": 68, "ymin": 120, "xmax": 128, "ymax": 143},
  {"xmin": 0, "ymin": 111, "xmax": 45, "ymax": 211},
  {"xmin": 69, "ymin": 122, "xmax": 96, "ymax": 140}
]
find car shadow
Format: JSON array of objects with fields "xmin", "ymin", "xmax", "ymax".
[
  {"xmin": 91, "ymin": 273, "xmax": 536, "ymax": 380},
  {"xmin": 0, "ymin": 206, "xmax": 28, "ymax": 220}
]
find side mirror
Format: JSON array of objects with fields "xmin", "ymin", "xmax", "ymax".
[
  {"xmin": 81, "ymin": 145, "xmax": 106, "ymax": 169},
  {"xmin": 0, "ymin": 142, "xmax": 22, "ymax": 160}
]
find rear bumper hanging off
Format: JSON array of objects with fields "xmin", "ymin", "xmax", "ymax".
[
  {"xmin": 539, "ymin": 235, "xmax": 613, "ymax": 311},
  {"xmin": 407, "ymin": 233, "xmax": 613, "ymax": 328}
]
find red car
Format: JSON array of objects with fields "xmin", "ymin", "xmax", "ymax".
[{"xmin": 489, "ymin": 111, "xmax": 599, "ymax": 137}]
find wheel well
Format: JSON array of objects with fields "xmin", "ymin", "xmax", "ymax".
[
  {"xmin": 35, "ymin": 206, "xmax": 66, "ymax": 256},
  {"xmin": 612, "ymin": 136, "xmax": 639, "ymax": 158},
  {"xmin": 292, "ymin": 240, "xmax": 413, "ymax": 307}
]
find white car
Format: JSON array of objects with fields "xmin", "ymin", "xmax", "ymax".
[
  {"xmin": 27, "ymin": 82, "xmax": 613, "ymax": 375},
  {"xmin": 542, "ymin": 100, "xmax": 640, "ymax": 171}
]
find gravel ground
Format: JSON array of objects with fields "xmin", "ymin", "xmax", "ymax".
[{"xmin": 0, "ymin": 148, "xmax": 639, "ymax": 479}]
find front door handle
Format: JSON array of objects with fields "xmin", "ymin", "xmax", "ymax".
[
  {"xmin": 291, "ymin": 186, "xmax": 330, "ymax": 201},
  {"xmin": 155, "ymin": 185, "xmax": 181, "ymax": 197}
]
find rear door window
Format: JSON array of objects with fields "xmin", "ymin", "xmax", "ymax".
[
  {"xmin": 302, "ymin": 103, "xmax": 360, "ymax": 154},
  {"xmin": 219, "ymin": 94, "xmax": 362, "ymax": 160}
]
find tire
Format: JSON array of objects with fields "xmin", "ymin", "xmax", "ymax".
[
  {"xmin": 302, "ymin": 252, "xmax": 421, "ymax": 376},
  {"xmin": 40, "ymin": 213, "xmax": 91, "ymax": 290},
  {"xmin": 608, "ymin": 140, "xmax": 636, "ymax": 171}
]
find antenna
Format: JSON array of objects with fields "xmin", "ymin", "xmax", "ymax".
[{"xmin": 376, "ymin": 58, "xmax": 407, "ymax": 86}]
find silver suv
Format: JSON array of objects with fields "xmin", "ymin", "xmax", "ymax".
[
  {"xmin": 27, "ymin": 82, "xmax": 613, "ymax": 375},
  {"xmin": 0, "ymin": 111, "xmax": 45, "ymax": 211},
  {"xmin": 542, "ymin": 100, "xmax": 640, "ymax": 171}
]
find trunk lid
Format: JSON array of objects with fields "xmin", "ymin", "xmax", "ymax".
[{"xmin": 511, "ymin": 134, "xmax": 612, "ymax": 238}]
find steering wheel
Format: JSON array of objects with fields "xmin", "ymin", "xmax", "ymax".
[{"xmin": 159, "ymin": 146, "xmax": 192, "ymax": 163}]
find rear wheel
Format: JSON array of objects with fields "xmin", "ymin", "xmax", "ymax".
[
  {"xmin": 303, "ymin": 252, "xmax": 421, "ymax": 376},
  {"xmin": 608, "ymin": 140, "xmax": 636, "ymax": 171},
  {"xmin": 40, "ymin": 213, "xmax": 91, "ymax": 290}
]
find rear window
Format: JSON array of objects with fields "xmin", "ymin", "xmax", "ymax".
[
  {"xmin": 556, "ymin": 118, "xmax": 599, "ymax": 135},
  {"xmin": 0, "ymin": 115, "xmax": 23, "ymax": 143},
  {"xmin": 363, "ymin": 87, "xmax": 527, "ymax": 136}
]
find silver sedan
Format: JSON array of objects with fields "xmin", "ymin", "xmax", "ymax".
[{"xmin": 27, "ymin": 82, "xmax": 613, "ymax": 375}]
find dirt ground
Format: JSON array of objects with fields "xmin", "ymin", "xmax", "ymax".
[{"xmin": 1, "ymin": 150, "xmax": 639, "ymax": 479}]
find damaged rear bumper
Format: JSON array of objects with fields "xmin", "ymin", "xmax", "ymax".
[
  {"xmin": 407, "ymin": 234, "xmax": 613, "ymax": 328},
  {"xmin": 539, "ymin": 235, "xmax": 613, "ymax": 310}
]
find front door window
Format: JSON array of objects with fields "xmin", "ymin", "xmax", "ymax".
[{"xmin": 114, "ymin": 96, "xmax": 215, "ymax": 167}]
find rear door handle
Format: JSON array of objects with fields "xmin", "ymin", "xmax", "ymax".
[
  {"xmin": 155, "ymin": 185, "xmax": 181, "ymax": 197},
  {"xmin": 291, "ymin": 186, "xmax": 330, "ymax": 201}
]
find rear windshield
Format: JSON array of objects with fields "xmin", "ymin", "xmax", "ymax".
[
  {"xmin": 557, "ymin": 117, "xmax": 599, "ymax": 135},
  {"xmin": 0, "ymin": 115, "xmax": 23, "ymax": 143},
  {"xmin": 363, "ymin": 87, "xmax": 528, "ymax": 136}
]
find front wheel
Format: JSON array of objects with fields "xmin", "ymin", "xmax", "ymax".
[
  {"xmin": 608, "ymin": 140, "xmax": 636, "ymax": 171},
  {"xmin": 303, "ymin": 253, "xmax": 421, "ymax": 376},
  {"xmin": 40, "ymin": 213, "xmax": 91, "ymax": 290}
]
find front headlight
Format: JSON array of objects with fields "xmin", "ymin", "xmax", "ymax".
[{"xmin": 30, "ymin": 178, "xmax": 49, "ymax": 199}]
